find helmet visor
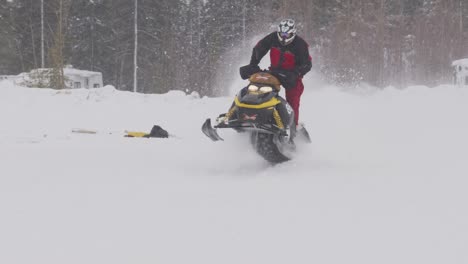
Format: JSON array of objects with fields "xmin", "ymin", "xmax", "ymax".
[{"xmin": 279, "ymin": 32, "xmax": 292, "ymax": 39}]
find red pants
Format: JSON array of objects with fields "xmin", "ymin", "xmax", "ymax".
[{"xmin": 285, "ymin": 78, "xmax": 304, "ymax": 126}]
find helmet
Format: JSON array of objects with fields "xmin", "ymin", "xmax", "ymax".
[{"xmin": 277, "ymin": 19, "xmax": 297, "ymax": 45}]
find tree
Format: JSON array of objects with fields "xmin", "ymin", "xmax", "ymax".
[
  {"xmin": 2, "ymin": 0, "xmax": 467, "ymax": 92},
  {"xmin": 49, "ymin": 0, "xmax": 71, "ymax": 89}
]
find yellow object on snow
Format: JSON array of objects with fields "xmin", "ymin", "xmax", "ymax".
[{"xmin": 125, "ymin": 131, "xmax": 149, "ymax": 138}]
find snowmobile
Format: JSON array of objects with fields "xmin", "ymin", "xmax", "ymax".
[{"xmin": 201, "ymin": 70, "xmax": 311, "ymax": 164}]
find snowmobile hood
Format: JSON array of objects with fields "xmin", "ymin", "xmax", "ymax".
[
  {"xmin": 234, "ymin": 95, "xmax": 281, "ymax": 109},
  {"xmin": 249, "ymin": 72, "xmax": 281, "ymax": 91}
]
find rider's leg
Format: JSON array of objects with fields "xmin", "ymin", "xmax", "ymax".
[{"xmin": 285, "ymin": 79, "xmax": 304, "ymax": 126}]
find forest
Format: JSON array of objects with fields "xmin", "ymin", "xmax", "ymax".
[{"xmin": 0, "ymin": 0, "xmax": 467, "ymax": 95}]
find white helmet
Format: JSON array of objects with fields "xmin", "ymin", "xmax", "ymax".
[{"xmin": 277, "ymin": 19, "xmax": 297, "ymax": 45}]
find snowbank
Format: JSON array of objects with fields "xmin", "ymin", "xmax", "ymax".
[{"xmin": 0, "ymin": 80, "xmax": 467, "ymax": 264}]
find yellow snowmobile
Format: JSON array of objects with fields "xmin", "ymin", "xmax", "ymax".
[{"xmin": 202, "ymin": 71, "xmax": 310, "ymax": 163}]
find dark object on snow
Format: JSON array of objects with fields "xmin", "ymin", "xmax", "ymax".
[
  {"xmin": 144, "ymin": 125, "xmax": 169, "ymax": 138},
  {"xmin": 125, "ymin": 125, "xmax": 169, "ymax": 138}
]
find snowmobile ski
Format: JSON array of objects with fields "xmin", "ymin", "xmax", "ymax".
[
  {"xmin": 296, "ymin": 124, "xmax": 312, "ymax": 143},
  {"xmin": 201, "ymin": 118, "xmax": 224, "ymax": 141}
]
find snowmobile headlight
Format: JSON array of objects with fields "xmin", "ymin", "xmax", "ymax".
[
  {"xmin": 248, "ymin": 85, "xmax": 259, "ymax": 92},
  {"xmin": 259, "ymin": 86, "xmax": 273, "ymax": 93}
]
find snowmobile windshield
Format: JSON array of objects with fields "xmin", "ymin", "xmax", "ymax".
[{"xmin": 240, "ymin": 88, "xmax": 276, "ymax": 105}]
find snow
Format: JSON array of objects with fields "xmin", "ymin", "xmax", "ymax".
[
  {"xmin": 1, "ymin": 77, "xmax": 468, "ymax": 264},
  {"xmin": 452, "ymin": 58, "xmax": 468, "ymax": 67},
  {"xmin": 27, "ymin": 67, "xmax": 102, "ymax": 78},
  {"xmin": 63, "ymin": 68, "xmax": 102, "ymax": 78}
]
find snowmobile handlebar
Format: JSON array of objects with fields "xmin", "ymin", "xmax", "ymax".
[{"xmin": 239, "ymin": 64, "xmax": 298, "ymax": 90}]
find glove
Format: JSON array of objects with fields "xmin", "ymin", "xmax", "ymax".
[
  {"xmin": 269, "ymin": 69, "xmax": 298, "ymax": 89},
  {"xmin": 239, "ymin": 64, "xmax": 261, "ymax": 80}
]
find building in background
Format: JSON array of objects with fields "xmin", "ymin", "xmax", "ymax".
[
  {"xmin": 452, "ymin": 59, "xmax": 468, "ymax": 86},
  {"xmin": 0, "ymin": 65, "xmax": 103, "ymax": 89},
  {"xmin": 61, "ymin": 65, "xmax": 103, "ymax": 89}
]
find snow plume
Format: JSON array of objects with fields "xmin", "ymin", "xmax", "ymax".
[
  {"xmin": 1, "ymin": 80, "xmax": 468, "ymax": 264},
  {"xmin": 209, "ymin": 36, "xmax": 257, "ymax": 97},
  {"xmin": 211, "ymin": 33, "xmax": 332, "ymax": 98}
]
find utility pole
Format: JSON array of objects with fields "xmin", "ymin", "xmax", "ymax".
[
  {"xmin": 41, "ymin": 0, "xmax": 44, "ymax": 68},
  {"xmin": 242, "ymin": 0, "xmax": 246, "ymax": 48},
  {"xmin": 460, "ymin": 0, "xmax": 463, "ymax": 38},
  {"xmin": 133, "ymin": 0, "xmax": 138, "ymax": 93}
]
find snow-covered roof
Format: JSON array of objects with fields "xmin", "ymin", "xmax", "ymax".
[
  {"xmin": 30, "ymin": 67, "xmax": 102, "ymax": 77},
  {"xmin": 63, "ymin": 68, "xmax": 102, "ymax": 77},
  {"xmin": 452, "ymin": 58, "xmax": 468, "ymax": 67}
]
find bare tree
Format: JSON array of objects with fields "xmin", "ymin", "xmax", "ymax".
[
  {"xmin": 133, "ymin": 0, "xmax": 138, "ymax": 92},
  {"xmin": 49, "ymin": 0, "xmax": 71, "ymax": 89}
]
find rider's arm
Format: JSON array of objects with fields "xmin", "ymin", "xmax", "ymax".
[
  {"xmin": 249, "ymin": 32, "xmax": 275, "ymax": 66},
  {"xmin": 295, "ymin": 39, "xmax": 312, "ymax": 77}
]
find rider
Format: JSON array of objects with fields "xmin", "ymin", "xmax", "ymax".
[{"xmin": 243, "ymin": 18, "xmax": 312, "ymax": 126}]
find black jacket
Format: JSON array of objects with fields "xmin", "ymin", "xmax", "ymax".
[{"xmin": 249, "ymin": 32, "xmax": 312, "ymax": 77}]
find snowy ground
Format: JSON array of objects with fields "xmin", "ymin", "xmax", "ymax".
[{"xmin": 0, "ymin": 77, "xmax": 467, "ymax": 264}]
